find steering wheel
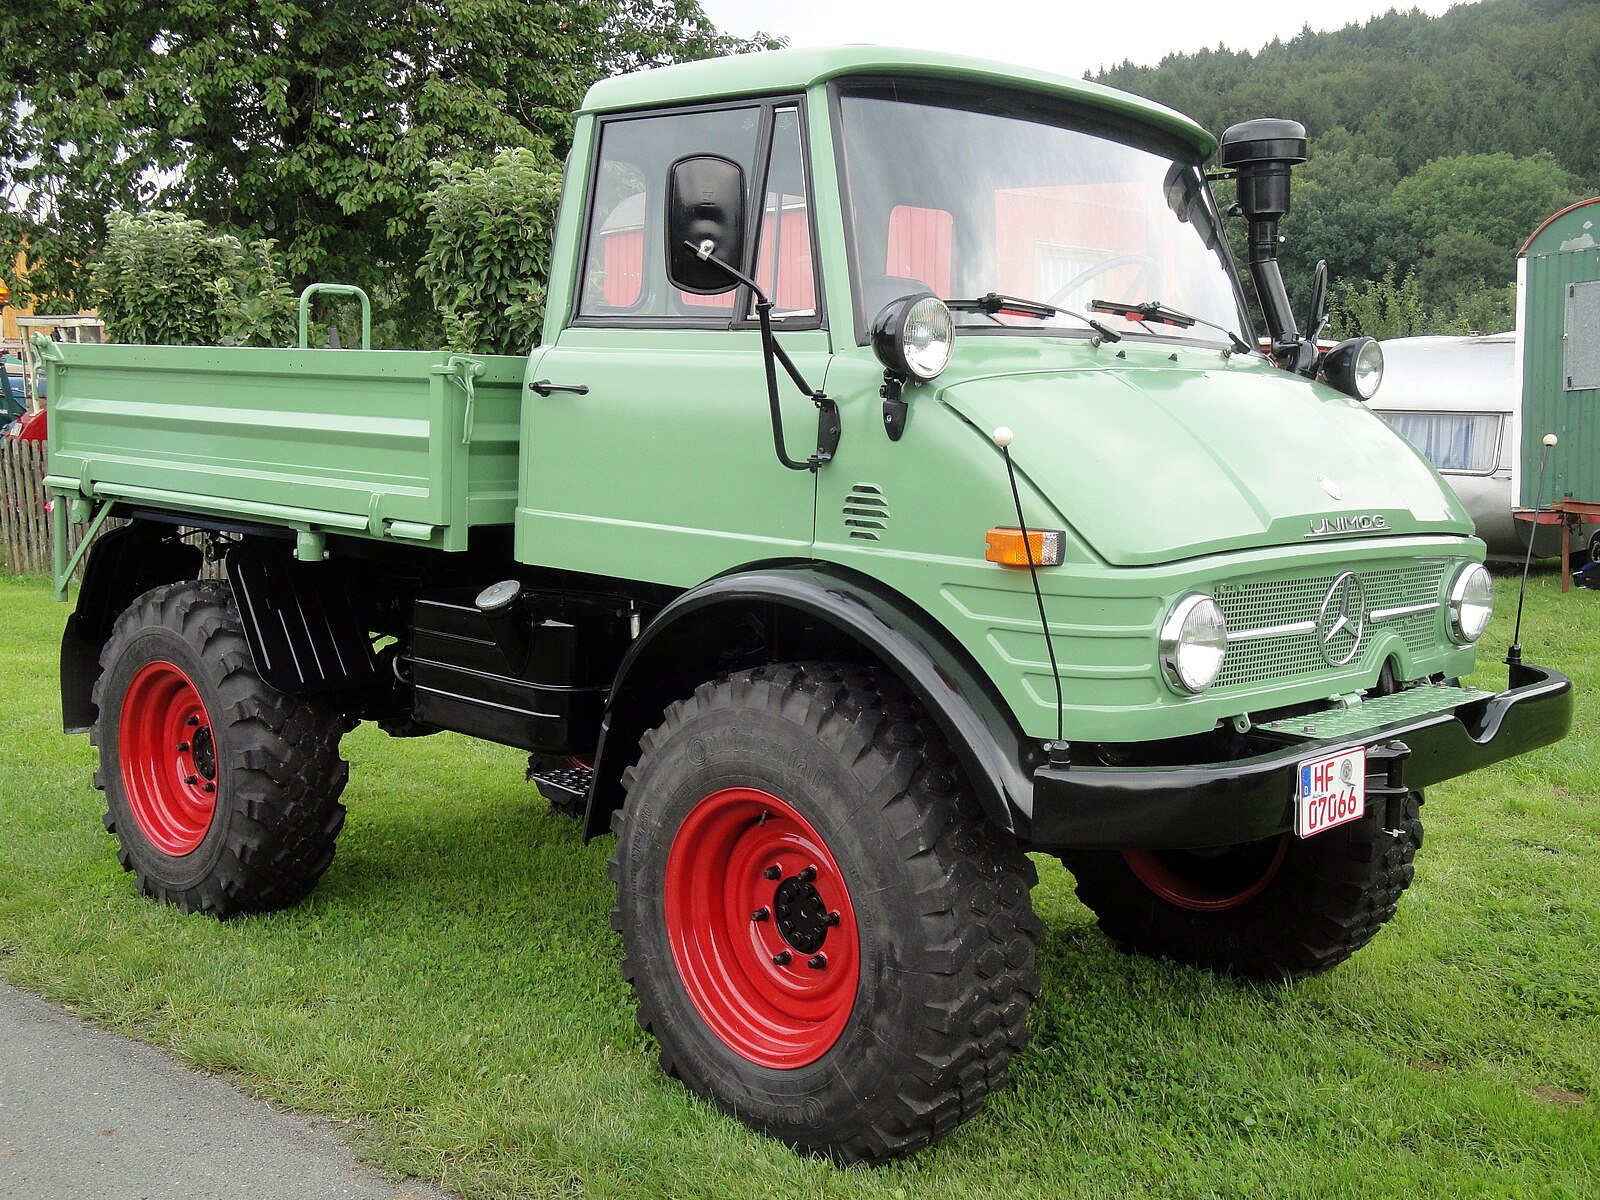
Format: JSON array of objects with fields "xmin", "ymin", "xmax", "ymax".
[{"xmin": 1046, "ymin": 253, "xmax": 1158, "ymax": 309}]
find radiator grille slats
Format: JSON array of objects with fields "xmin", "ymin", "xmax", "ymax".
[{"xmin": 1214, "ymin": 559, "xmax": 1447, "ymax": 689}]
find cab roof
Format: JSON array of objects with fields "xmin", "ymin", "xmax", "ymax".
[{"xmin": 579, "ymin": 44, "xmax": 1217, "ymax": 158}]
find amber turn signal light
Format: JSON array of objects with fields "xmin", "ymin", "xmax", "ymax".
[{"xmin": 984, "ymin": 527, "xmax": 1064, "ymax": 567}]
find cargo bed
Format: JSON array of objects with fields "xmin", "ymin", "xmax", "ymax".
[{"xmin": 42, "ymin": 341, "xmax": 524, "ymax": 554}]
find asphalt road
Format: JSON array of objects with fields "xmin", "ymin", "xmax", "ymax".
[{"xmin": 0, "ymin": 982, "xmax": 450, "ymax": 1200}]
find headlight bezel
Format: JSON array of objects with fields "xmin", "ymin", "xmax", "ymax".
[
  {"xmin": 1159, "ymin": 594, "xmax": 1230, "ymax": 694},
  {"xmin": 1321, "ymin": 336, "xmax": 1384, "ymax": 401},
  {"xmin": 1447, "ymin": 562, "xmax": 1494, "ymax": 644},
  {"xmin": 871, "ymin": 293, "xmax": 955, "ymax": 382}
]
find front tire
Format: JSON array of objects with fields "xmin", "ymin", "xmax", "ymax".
[
  {"xmin": 609, "ymin": 663, "xmax": 1041, "ymax": 1162},
  {"xmin": 1058, "ymin": 794, "xmax": 1424, "ymax": 981},
  {"xmin": 92, "ymin": 580, "xmax": 349, "ymax": 917}
]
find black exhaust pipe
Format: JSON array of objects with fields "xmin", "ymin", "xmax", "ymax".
[{"xmin": 1219, "ymin": 118, "xmax": 1314, "ymax": 373}]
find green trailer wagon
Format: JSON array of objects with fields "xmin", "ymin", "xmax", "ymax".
[{"xmin": 1516, "ymin": 195, "xmax": 1600, "ymax": 573}]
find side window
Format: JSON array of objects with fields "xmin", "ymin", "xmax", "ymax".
[
  {"xmin": 579, "ymin": 105, "xmax": 762, "ymax": 320},
  {"xmin": 752, "ymin": 106, "xmax": 817, "ymax": 318}
]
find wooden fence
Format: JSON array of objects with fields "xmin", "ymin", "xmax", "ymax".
[
  {"xmin": 1, "ymin": 438, "xmax": 61, "ymax": 577},
  {"xmin": 2, "ymin": 439, "xmax": 221, "ymax": 582}
]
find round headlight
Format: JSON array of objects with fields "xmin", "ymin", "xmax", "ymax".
[
  {"xmin": 1160, "ymin": 595, "xmax": 1229, "ymax": 694},
  {"xmin": 1321, "ymin": 336, "xmax": 1384, "ymax": 401},
  {"xmin": 872, "ymin": 293, "xmax": 954, "ymax": 382},
  {"xmin": 1448, "ymin": 563, "xmax": 1493, "ymax": 644}
]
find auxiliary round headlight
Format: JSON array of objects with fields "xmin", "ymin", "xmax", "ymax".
[
  {"xmin": 1448, "ymin": 563, "xmax": 1494, "ymax": 644},
  {"xmin": 1321, "ymin": 336, "xmax": 1384, "ymax": 401},
  {"xmin": 1160, "ymin": 595, "xmax": 1229, "ymax": 694},
  {"xmin": 872, "ymin": 293, "xmax": 954, "ymax": 381}
]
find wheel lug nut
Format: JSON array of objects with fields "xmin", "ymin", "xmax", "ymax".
[
  {"xmin": 823, "ymin": 911, "xmax": 840, "ymax": 927},
  {"xmin": 184, "ymin": 775, "xmax": 199, "ymax": 785},
  {"xmin": 177, "ymin": 741, "xmax": 190, "ymax": 752},
  {"xmin": 751, "ymin": 907, "xmax": 770, "ymax": 923},
  {"xmin": 201, "ymin": 782, "xmax": 216, "ymax": 794},
  {"xmin": 807, "ymin": 954, "xmax": 827, "ymax": 970},
  {"xmin": 763, "ymin": 864, "xmax": 782, "ymax": 880},
  {"xmin": 186, "ymin": 715, "xmax": 200, "ymax": 727},
  {"xmin": 771, "ymin": 951, "xmax": 791, "ymax": 966},
  {"xmin": 797, "ymin": 866, "xmax": 816, "ymax": 883}
]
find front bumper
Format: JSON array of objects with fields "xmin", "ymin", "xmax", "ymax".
[{"xmin": 1030, "ymin": 661, "xmax": 1572, "ymax": 850}]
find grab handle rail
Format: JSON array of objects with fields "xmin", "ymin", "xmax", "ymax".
[{"xmin": 297, "ymin": 284, "xmax": 372, "ymax": 350}]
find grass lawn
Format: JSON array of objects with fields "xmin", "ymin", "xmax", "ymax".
[{"xmin": 1, "ymin": 568, "xmax": 1595, "ymax": 1198}]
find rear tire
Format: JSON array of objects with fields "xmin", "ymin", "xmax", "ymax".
[
  {"xmin": 1058, "ymin": 793, "xmax": 1424, "ymax": 981},
  {"xmin": 609, "ymin": 663, "xmax": 1041, "ymax": 1162},
  {"xmin": 92, "ymin": 580, "xmax": 349, "ymax": 917}
]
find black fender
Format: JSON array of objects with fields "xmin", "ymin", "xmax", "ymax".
[
  {"xmin": 583, "ymin": 563, "xmax": 1040, "ymax": 842},
  {"xmin": 60, "ymin": 521, "xmax": 203, "ymax": 733}
]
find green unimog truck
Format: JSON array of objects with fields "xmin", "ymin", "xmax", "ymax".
[{"xmin": 40, "ymin": 46, "xmax": 1571, "ymax": 1162}]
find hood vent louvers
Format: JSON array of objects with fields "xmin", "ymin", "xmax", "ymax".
[{"xmin": 843, "ymin": 484, "xmax": 889, "ymax": 541}]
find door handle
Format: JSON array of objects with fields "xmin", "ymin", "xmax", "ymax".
[{"xmin": 529, "ymin": 379, "xmax": 589, "ymax": 396}]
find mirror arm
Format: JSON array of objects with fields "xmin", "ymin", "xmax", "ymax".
[{"xmin": 684, "ymin": 241, "xmax": 840, "ymax": 472}]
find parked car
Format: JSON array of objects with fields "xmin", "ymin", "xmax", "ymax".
[{"xmin": 1372, "ymin": 332, "xmax": 1594, "ymax": 560}]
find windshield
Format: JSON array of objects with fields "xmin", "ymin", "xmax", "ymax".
[{"xmin": 836, "ymin": 85, "xmax": 1249, "ymax": 346}]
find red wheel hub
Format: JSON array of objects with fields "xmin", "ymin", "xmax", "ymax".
[
  {"xmin": 1122, "ymin": 836, "xmax": 1290, "ymax": 913},
  {"xmin": 663, "ymin": 787, "xmax": 859, "ymax": 1068},
  {"xmin": 119, "ymin": 661, "xmax": 219, "ymax": 856}
]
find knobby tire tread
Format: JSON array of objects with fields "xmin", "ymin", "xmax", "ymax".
[
  {"xmin": 608, "ymin": 662, "xmax": 1041, "ymax": 1163},
  {"xmin": 92, "ymin": 580, "xmax": 348, "ymax": 917},
  {"xmin": 1062, "ymin": 793, "xmax": 1424, "ymax": 981}
]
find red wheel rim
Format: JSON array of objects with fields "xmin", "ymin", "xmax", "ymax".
[
  {"xmin": 663, "ymin": 787, "xmax": 860, "ymax": 1069},
  {"xmin": 119, "ymin": 661, "xmax": 219, "ymax": 856},
  {"xmin": 1122, "ymin": 836, "xmax": 1290, "ymax": 912}
]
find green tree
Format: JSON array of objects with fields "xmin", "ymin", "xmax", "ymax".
[
  {"xmin": 417, "ymin": 148, "xmax": 563, "ymax": 356},
  {"xmin": 92, "ymin": 210, "xmax": 296, "ymax": 346},
  {"xmin": 0, "ymin": 2, "xmax": 772, "ymax": 335},
  {"xmin": 1391, "ymin": 151, "xmax": 1583, "ymax": 272},
  {"xmin": 1276, "ymin": 127, "xmax": 1419, "ymax": 320}
]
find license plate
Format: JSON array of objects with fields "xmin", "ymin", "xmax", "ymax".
[{"xmin": 1295, "ymin": 747, "xmax": 1366, "ymax": 837}]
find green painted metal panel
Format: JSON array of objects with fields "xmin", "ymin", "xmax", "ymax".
[
  {"xmin": 1519, "ymin": 197, "xmax": 1600, "ymax": 506},
  {"xmin": 515, "ymin": 327, "xmax": 826, "ymax": 587},
  {"xmin": 579, "ymin": 45, "xmax": 1216, "ymax": 158},
  {"xmin": 44, "ymin": 343, "xmax": 524, "ymax": 552}
]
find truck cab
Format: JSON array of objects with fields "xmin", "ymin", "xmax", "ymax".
[{"xmin": 43, "ymin": 46, "xmax": 1571, "ymax": 1164}]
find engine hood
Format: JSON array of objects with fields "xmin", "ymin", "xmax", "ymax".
[{"xmin": 939, "ymin": 358, "xmax": 1472, "ymax": 567}]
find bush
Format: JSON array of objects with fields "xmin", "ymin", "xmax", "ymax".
[
  {"xmin": 92, "ymin": 211, "xmax": 296, "ymax": 346},
  {"xmin": 418, "ymin": 149, "xmax": 563, "ymax": 356},
  {"xmin": 1328, "ymin": 266, "xmax": 1427, "ymax": 340}
]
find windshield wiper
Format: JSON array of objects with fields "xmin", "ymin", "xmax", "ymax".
[
  {"xmin": 1090, "ymin": 298, "xmax": 1252, "ymax": 355},
  {"xmin": 945, "ymin": 292, "xmax": 1121, "ymax": 343}
]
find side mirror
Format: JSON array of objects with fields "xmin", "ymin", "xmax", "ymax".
[
  {"xmin": 1305, "ymin": 259, "xmax": 1329, "ymax": 344},
  {"xmin": 665, "ymin": 155, "xmax": 747, "ymax": 295}
]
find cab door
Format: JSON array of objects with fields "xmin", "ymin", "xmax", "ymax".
[{"xmin": 519, "ymin": 101, "xmax": 829, "ymax": 589}]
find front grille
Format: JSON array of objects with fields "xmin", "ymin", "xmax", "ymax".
[{"xmin": 1214, "ymin": 559, "xmax": 1447, "ymax": 689}]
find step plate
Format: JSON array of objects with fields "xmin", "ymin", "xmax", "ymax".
[
  {"xmin": 1258, "ymin": 684, "xmax": 1497, "ymax": 741},
  {"xmin": 527, "ymin": 761, "xmax": 594, "ymax": 811}
]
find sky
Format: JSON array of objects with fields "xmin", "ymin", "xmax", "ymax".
[{"xmin": 697, "ymin": 0, "xmax": 1465, "ymax": 79}]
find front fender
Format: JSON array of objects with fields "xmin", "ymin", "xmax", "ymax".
[{"xmin": 583, "ymin": 563, "xmax": 1040, "ymax": 841}]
